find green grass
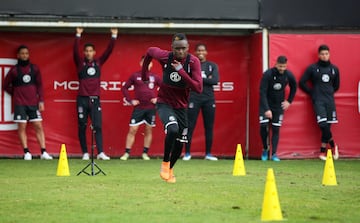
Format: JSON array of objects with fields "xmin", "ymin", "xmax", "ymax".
[{"xmin": 0, "ymin": 158, "xmax": 359, "ymax": 223}]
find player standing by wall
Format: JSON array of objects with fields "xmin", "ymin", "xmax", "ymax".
[
  {"xmin": 183, "ymin": 43, "xmax": 219, "ymax": 161},
  {"xmin": 141, "ymin": 33, "xmax": 202, "ymax": 183},
  {"xmin": 73, "ymin": 27, "xmax": 117, "ymax": 160},
  {"xmin": 120, "ymin": 57, "xmax": 162, "ymax": 160},
  {"xmin": 3, "ymin": 45, "xmax": 53, "ymax": 160},
  {"xmin": 299, "ymin": 44, "xmax": 340, "ymax": 160},
  {"xmin": 259, "ymin": 56, "xmax": 297, "ymax": 161}
]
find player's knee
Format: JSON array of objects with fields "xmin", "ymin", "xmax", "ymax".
[
  {"xmin": 318, "ymin": 121, "xmax": 328, "ymax": 129},
  {"xmin": 166, "ymin": 123, "xmax": 179, "ymax": 136}
]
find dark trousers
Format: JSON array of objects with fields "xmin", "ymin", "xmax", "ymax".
[
  {"xmin": 185, "ymin": 99, "xmax": 215, "ymax": 155},
  {"xmin": 76, "ymin": 96, "xmax": 103, "ymax": 154}
]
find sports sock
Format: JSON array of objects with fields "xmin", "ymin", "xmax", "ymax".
[
  {"xmin": 41, "ymin": 148, "xmax": 46, "ymax": 154},
  {"xmin": 143, "ymin": 147, "xmax": 149, "ymax": 153},
  {"xmin": 125, "ymin": 148, "xmax": 130, "ymax": 154},
  {"xmin": 24, "ymin": 148, "xmax": 30, "ymax": 153},
  {"xmin": 328, "ymin": 139, "xmax": 335, "ymax": 148},
  {"xmin": 320, "ymin": 146, "xmax": 326, "ymax": 153}
]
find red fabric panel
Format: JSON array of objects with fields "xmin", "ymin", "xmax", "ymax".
[
  {"xmin": 248, "ymin": 32, "xmax": 264, "ymax": 158},
  {"xmin": 0, "ymin": 32, "xmax": 250, "ymax": 157},
  {"xmin": 269, "ymin": 34, "xmax": 360, "ymax": 158}
]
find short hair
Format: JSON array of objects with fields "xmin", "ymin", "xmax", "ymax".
[
  {"xmin": 276, "ymin": 55, "xmax": 287, "ymax": 64},
  {"xmin": 172, "ymin": 33, "xmax": 187, "ymax": 42},
  {"xmin": 84, "ymin": 43, "xmax": 95, "ymax": 50},
  {"xmin": 17, "ymin": 45, "xmax": 28, "ymax": 53},
  {"xmin": 318, "ymin": 44, "xmax": 330, "ymax": 53},
  {"xmin": 195, "ymin": 43, "xmax": 207, "ymax": 51}
]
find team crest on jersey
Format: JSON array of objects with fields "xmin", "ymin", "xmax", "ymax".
[
  {"xmin": 148, "ymin": 83, "xmax": 154, "ymax": 89},
  {"xmin": 87, "ymin": 67, "xmax": 96, "ymax": 76},
  {"xmin": 170, "ymin": 72, "xmax": 182, "ymax": 82},
  {"xmin": 22, "ymin": 74, "xmax": 31, "ymax": 83},
  {"xmin": 273, "ymin": 83, "xmax": 282, "ymax": 90},
  {"xmin": 322, "ymin": 74, "xmax": 330, "ymax": 82}
]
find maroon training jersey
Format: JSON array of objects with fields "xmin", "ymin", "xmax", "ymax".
[
  {"xmin": 142, "ymin": 47, "xmax": 202, "ymax": 109},
  {"xmin": 122, "ymin": 71, "xmax": 162, "ymax": 110},
  {"xmin": 73, "ymin": 36, "xmax": 116, "ymax": 96},
  {"xmin": 3, "ymin": 63, "xmax": 44, "ymax": 106}
]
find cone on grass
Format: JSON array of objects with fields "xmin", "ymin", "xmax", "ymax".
[
  {"xmin": 56, "ymin": 144, "xmax": 70, "ymax": 176},
  {"xmin": 232, "ymin": 144, "xmax": 246, "ymax": 176},
  {"xmin": 322, "ymin": 149, "xmax": 337, "ymax": 186},
  {"xmin": 261, "ymin": 168, "xmax": 283, "ymax": 221}
]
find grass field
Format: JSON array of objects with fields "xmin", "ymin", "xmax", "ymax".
[{"xmin": 0, "ymin": 158, "xmax": 359, "ymax": 223}]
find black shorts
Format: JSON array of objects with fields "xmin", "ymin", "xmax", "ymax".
[
  {"xmin": 129, "ymin": 108, "xmax": 156, "ymax": 127},
  {"xmin": 13, "ymin": 105, "xmax": 42, "ymax": 123},
  {"xmin": 156, "ymin": 103, "xmax": 188, "ymax": 142},
  {"xmin": 259, "ymin": 107, "xmax": 284, "ymax": 127},
  {"xmin": 77, "ymin": 96, "xmax": 102, "ymax": 128},
  {"xmin": 314, "ymin": 100, "xmax": 338, "ymax": 124}
]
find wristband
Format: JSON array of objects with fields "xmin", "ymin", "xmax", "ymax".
[{"xmin": 174, "ymin": 64, "xmax": 183, "ymax": 71}]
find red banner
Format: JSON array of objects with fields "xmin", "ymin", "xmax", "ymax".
[{"xmin": 0, "ymin": 32, "xmax": 250, "ymax": 157}]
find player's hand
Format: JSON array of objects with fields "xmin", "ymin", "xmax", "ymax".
[
  {"xmin": 171, "ymin": 60, "xmax": 183, "ymax": 71},
  {"xmin": 38, "ymin": 102, "xmax": 45, "ymax": 112},
  {"xmin": 150, "ymin": 98, "xmax": 157, "ymax": 104},
  {"xmin": 110, "ymin": 28, "xmax": 118, "ymax": 36},
  {"xmin": 281, "ymin": 100, "xmax": 290, "ymax": 111},
  {"xmin": 264, "ymin": 110, "xmax": 272, "ymax": 119},
  {"xmin": 131, "ymin": 100, "xmax": 140, "ymax": 106},
  {"xmin": 76, "ymin": 27, "xmax": 84, "ymax": 35}
]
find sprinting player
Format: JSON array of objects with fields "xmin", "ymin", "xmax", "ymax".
[
  {"xmin": 120, "ymin": 56, "xmax": 162, "ymax": 161},
  {"xmin": 183, "ymin": 43, "xmax": 219, "ymax": 161},
  {"xmin": 141, "ymin": 33, "xmax": 202, "ymax": 183},
  {"xmin": 259, "ymin": 56, "xmax": 297, "ymax": 161},
  {"xmin": 3, "ymin": 45, "xmax": 53, "ymax": 160},
  {"xmin": 299, "ymin": 44, "xmax": 340, "ymax": 160},
  {"xmin": 73, "ymin": 27, "xmax": 117, "ymax": 160}
]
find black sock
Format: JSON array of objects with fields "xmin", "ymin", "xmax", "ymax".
[
  {"xmin": 320, "ymin": 147, "xmax": 326, "ymax": 153},
  {"xmin": 125, "ymin": 148, "xmax": 130, "ymax": 154},
  {"xmin": 143, "ymin": 147, "xmax": 149, "ymax": 153},
  {"xmin": 328, "ymin": 139, "xmax": 335, "ymax": 148},
  {"xmin": 24, "ymin": 148, "xmax": 30, "ymax": 154},
  {"xmin": 41, "ymin": 148, "xmax": 46, "ymax": 154}
]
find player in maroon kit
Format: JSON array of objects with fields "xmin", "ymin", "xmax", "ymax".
[
  {"xmin": 120, "ymin": 57, "xmax": 162, "ymax": 161},
  {"xmin": 3, "ymin": 45, "xmax": 53, "ymax": 160},
  {"xmin": 142, "ymin": 33, "xmax": 202, "ymax": 183},
  {"xmin": 73, "ymin": 27, "xmax": 117, "ymax": 160}
]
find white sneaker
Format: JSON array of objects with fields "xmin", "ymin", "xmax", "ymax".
[
  {"xmin": 182, "ymin": 153, "xmax": 191, "ymax": 161},
  {"xmin": 205, "ymin": 154, "xmax": 218, "ymax": 161},
  {"xmin": 40, "ymin": 151, "xmax": 53, "ymax": 160},
  {"xmin": 82, "ymin": 153, "xmax": 89, "ymax": 160},
  {"xmin": 333, "ymin": 144, "xmax": 339, "ymax": 160},
  {"xmin": 97, "ymin": 152, "xmax": 110, "ymax": 160},
  {"xmin": 142, "ymin": 153, "xmax": 150, "ymax": 160},
  {"xmin": 24, "ymin": 152, "xmax": 32, "ymax": 161},
  {"xmin": 120, "ymin": 152, "xmax": 129, "ymax": 161}
]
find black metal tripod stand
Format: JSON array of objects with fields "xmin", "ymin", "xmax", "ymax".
[{"xmin": 77, "ymin": 96, "xmax": 106, "ymax": 176}]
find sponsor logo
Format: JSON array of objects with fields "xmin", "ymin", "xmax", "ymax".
[
  {"xmin": 0, "ymin": 58, "xmax": 18, "ymax": 131},
  {"xmin": 169, "ymin": 72, "xmax": 182, "ymax": 82},
  {"xmin": 322, "ymin": 74, "xmax": 330, "ymax": 82},
  {"xmin": 22, "ymin": 74, "xmax": 31, "ymax": 83},
  {"xmin": 273, "ymin": 83, "xmax": 282, "ymax": 90},
  {"xmin": 87, "ymin": 67, "xmax": 96, "ymax": 76}
]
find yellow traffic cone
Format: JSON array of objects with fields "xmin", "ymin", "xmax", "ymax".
[
  {"xmin": 261, "ymin": 168, "xmax": 283, "ymax": 221},
  {"xmin": 56, "ymin": 144, "xmax": 70, "ymax": 176},
  {"xmin": 232, "ymin": 144, "xmax": 246, "ymax": 176},
  {"xmin": 322, "ymin": 149, "xmax": 337, "ymax": 186}
]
